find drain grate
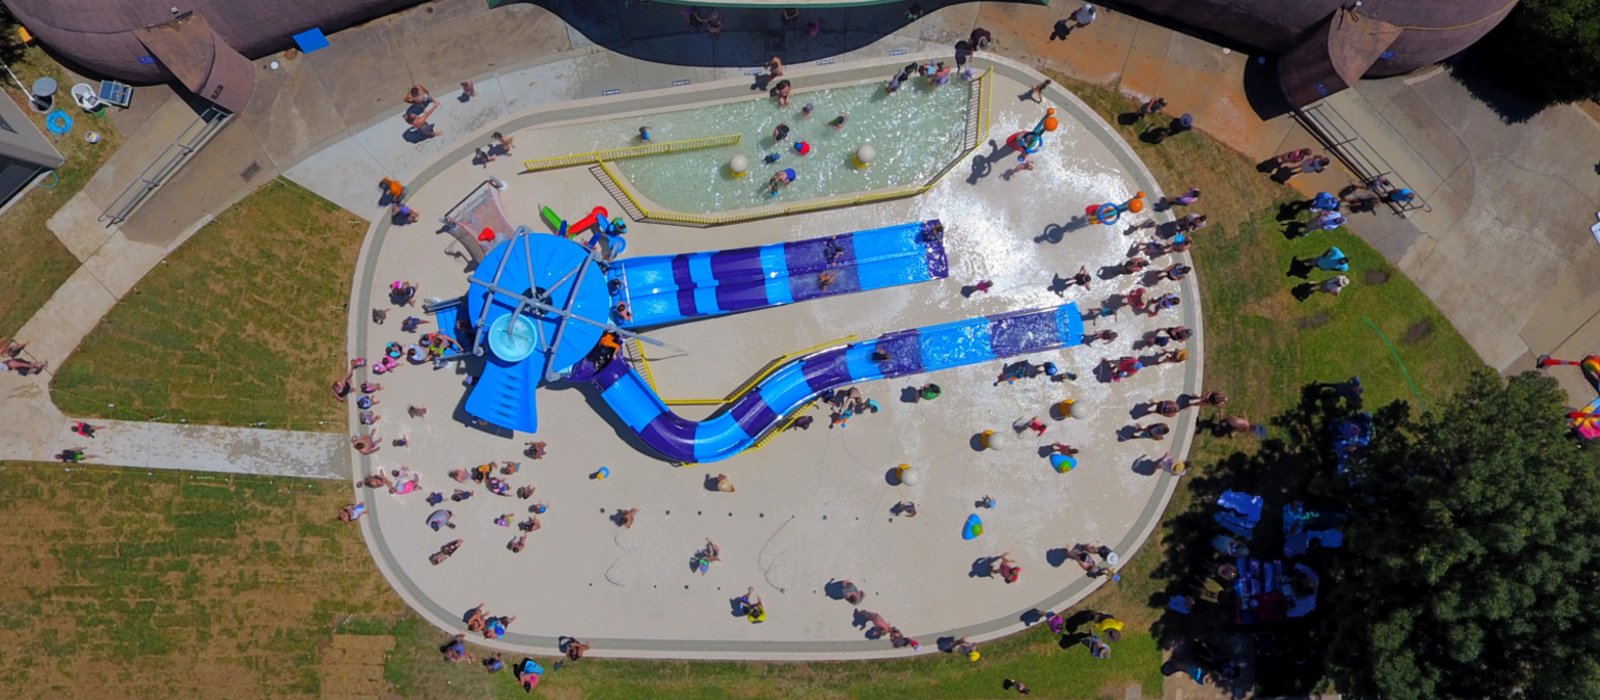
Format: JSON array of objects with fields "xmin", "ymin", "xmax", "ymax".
[{"xmin": 239, "ymin": 161, "xmax": 262, "ymax": 182}]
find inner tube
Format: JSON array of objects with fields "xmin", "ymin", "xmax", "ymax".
[{"xmin": 45, "ymin": 109, "xmax": 72, "ymax": 135}]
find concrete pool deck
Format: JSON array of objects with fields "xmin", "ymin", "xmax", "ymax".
[{"xmin": 345, "ymin": 53, "xmax": 1201, "ymax": 659}]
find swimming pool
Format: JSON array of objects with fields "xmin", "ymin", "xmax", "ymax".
[{"xmin": 599, "ymin": 76, "xmax": 973, "ymax": 214}]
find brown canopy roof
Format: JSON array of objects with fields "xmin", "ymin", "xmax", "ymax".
[
  {"xmin": 133, "ymin": 13, "xmax": 254, "ymax": 112},
  {"xmin": 1279, "ymin": 9, "xmax": 1403, "ymax": 108}
]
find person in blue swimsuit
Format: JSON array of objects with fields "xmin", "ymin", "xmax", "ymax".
[{"xmin": 766, "ymin": 168, "xmax": 796, "ymax": 197}]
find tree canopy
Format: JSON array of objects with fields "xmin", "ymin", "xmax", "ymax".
[
  {"xmin": 1491, "ymin": 0, "xmax": 1600, "ymax": 103},
  {"xmin": 1328, "ymin": 371, "xmax": 1600, "ymax": 699}
]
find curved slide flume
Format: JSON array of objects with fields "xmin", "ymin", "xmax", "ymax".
[
  {"xmin": 591, "ymin": 303, "xmax": 1085, "ymax": 464},
  {"xmin": 609, "ymin": 220, "xmax": 948, "ymax": 329}
]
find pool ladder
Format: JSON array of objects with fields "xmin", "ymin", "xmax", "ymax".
[{"xmin": 589, "ymin": 164, "xmax": 647, "ymax": 222}]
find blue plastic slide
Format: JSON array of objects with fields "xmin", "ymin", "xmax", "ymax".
[
  {"xmin": 609, "ymin": 220, "xmax": 948, "ymax": 328},
  {"xmin": 590, "ymin": 303, "xmax": 1084, "ymax": 463}
]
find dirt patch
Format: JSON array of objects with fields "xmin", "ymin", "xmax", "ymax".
[
  {"xmin": 1403, "ymin": 319, "xmax": 1434, "ymax": 344},
  {"xmin": 1364, "ymin": 269, "xmax": 1391, "ymax": 285},
  {"xmin": 1295, "ymin": 312, "xmax": 1332, "ymax": 331},
  {"xmin": 317, "ymin": 634, "xmax": 396, "ymax": 698}
]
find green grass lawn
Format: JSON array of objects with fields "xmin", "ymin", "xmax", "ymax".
[
  {"xmin": 0, "ymin": 45, "xmax": 124, "ymax": 338},
  {"xmin": 377, "ymin": 615, "xmax": 1163, "ymax": 699},
  {"xmin": 0, "ymin": 463, "xmax": 403, "ymax": 698},
  {"xmin": 51, "ymin": 178, "xmax": 364, "ymax": 430}
]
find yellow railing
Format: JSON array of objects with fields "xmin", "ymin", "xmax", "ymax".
[
  {"xmin": 979, "ymin": 66, "xmax": 992, "ymax": 139},
  {"xmin": 745, "ymin": 401, "xmax": 818, "ymax": 454},
  {"xmin": 521, "ymin": 133, "xmax": 742, "ymax": 172},
  {"xmin": 586, "ymin": 69, "xmax": 994, "ymax": 227},
  {"xmin": 627, "ymin": 338, "xmax": 661, "ymax": 395},
  {"xmin": 597, "ymin": 160, "xmax": 660, "ymax": 222}
]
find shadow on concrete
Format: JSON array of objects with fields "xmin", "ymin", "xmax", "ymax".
[
  {"xmin": 968, "ymin": 556, "xmax": 997, "ymax": 578},
  {"xmin": 514, "ymin": 0, "xmax": 1040, "ymax": 68},
  {"xmin": 1239, "ymin": 53, "xmax": 1293, "ymax": 121},
  {"xmin": 1034, "ymin": 214, "xmax": 1091, "ymax": 244},
  {"xmin": 1045, "ymin": 546, "xmax": 1070, "ymax": 568},
  {"xmin": 1130, "ymin": 453, "xmax": 1160, "ymax": 476},
  {"xmin": 1442, "ymin": 48, "xmax": 1546, "ymax": 125},
  {"xmin": 966, "ymin": 139, "xmax": 1016, "ymax": 185}
]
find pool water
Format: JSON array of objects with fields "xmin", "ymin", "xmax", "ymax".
[{"xmin": 604, "ymin": 78, "xmax": 972, "ymax": 213}]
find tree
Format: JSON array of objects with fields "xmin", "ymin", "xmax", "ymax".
[
  {"xmin": 1489, "ymin": 0, "xmax": 1600, "ymax": 104},
  {"xmin": 1327, "ymin": 371, "xmax": 1600, "ymax": 699}
]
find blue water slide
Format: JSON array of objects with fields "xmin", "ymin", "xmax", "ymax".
[
  {"xmin": 462, "ymin": 231, "xmax": 611, "ymax": 433},
  {"xmin": 592, "ymin": 303, "xmax": 1084, "ymax": 463},
  {"xmin": 609, "ymin": 220, "xmax": 948, "ymax": 328}
]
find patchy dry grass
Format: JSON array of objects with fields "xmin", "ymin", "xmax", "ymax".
[
  {"xmin": 52, "ymin": 179, "xmax": 363, "ymax": 430},
  {"xmin": 0, "ymin": 463, "xmax": 402, "ymax": 698}
]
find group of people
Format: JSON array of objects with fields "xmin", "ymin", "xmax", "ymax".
[
  {"xmin": 824, "ymin": 386, "xmax": 880, "ymax": 428},
  {"xmin": 2, "ymin": 337, "xmax": 45, "ymax": 375},
  {"xmin": 1043, "ymin": 609, "xmax": 1126, "ymax": 660},
  {"xmin": 341, "ymin": 274, "xmax": 559, "ymax": 564},
  {"xmin": 402, "ymin": 83, "xmax": 444, "ymax": 140}
]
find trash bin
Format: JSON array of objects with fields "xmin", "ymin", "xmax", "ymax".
[{"xmin": 29, "ymin": 76, "xmax": 57, "ymax": 113}]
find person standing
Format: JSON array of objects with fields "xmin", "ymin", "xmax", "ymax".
[
  {"xmin": 560, "ymin": 636, "xmax": 590, "ymax": 661},
  {"xmin": 1051, "ymin": 4, "xmax": 1097, "ymax": 40},
  {"xmin": 1027, "ymin": 80, "xmax": 1051, "ymax": 103},
  {"xmin": 1317, "ymin": 275, "xmax": 1351, "ymax": 296},
  {"xmin": 1003, "ymin": 678, "xmax": 1033, "ymax": 694},
  {"xmin": 969, "ymin": 27, "xmax": 993, "ymax": 51}
]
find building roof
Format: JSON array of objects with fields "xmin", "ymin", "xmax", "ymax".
[
  {"xmin": 132, "ymin": 13, "xmax": 254, "ymax": 112},
  {"xmin": 2, "ymin": 0, "xmax": 424, "ymax": 109},
  {"xmin": 0, "ymin": 88, "xmax": 64, "ymax": 169}
]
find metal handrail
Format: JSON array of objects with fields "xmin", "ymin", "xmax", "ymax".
[
  {"xmin": 1294, "ymin": 101, "xmax": 1429, "ymax": 218},
  {"xmin": 98, "ymin": 106, "xmax": 231, "ymax": 226}
]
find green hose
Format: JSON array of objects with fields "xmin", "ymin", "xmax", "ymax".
[{"xmin": 1363, "ymin": 315, "xmax": 1427, "ymax": 413}]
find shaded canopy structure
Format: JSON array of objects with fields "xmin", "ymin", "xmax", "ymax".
[
  {"xmin": 2, "ymin": 0, "xmax": 426, "ymax": 111},
  {"xmin": 130, "ymin": 13, "xmax": 254, "ymax": 112},
  {"xmin": 1103, "ymin": 0, "xmax": 1517, "ymax": 107},
  {"xmin": 7, "ymin": 0, "xmax": 1516, "ymax": 111}
]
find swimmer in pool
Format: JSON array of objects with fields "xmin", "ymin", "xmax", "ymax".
[{"xmin": 767, "ymin": 168, "xmax": 796, "ymax": 197}]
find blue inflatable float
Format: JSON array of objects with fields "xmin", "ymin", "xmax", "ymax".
[
  {"xmin": 1051, "ymin": 453, "xmax": 1078, "ymax": 473},
  {"xmin": 962, "ymin": 513, "xmax": 984, "ymax": 540}
]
